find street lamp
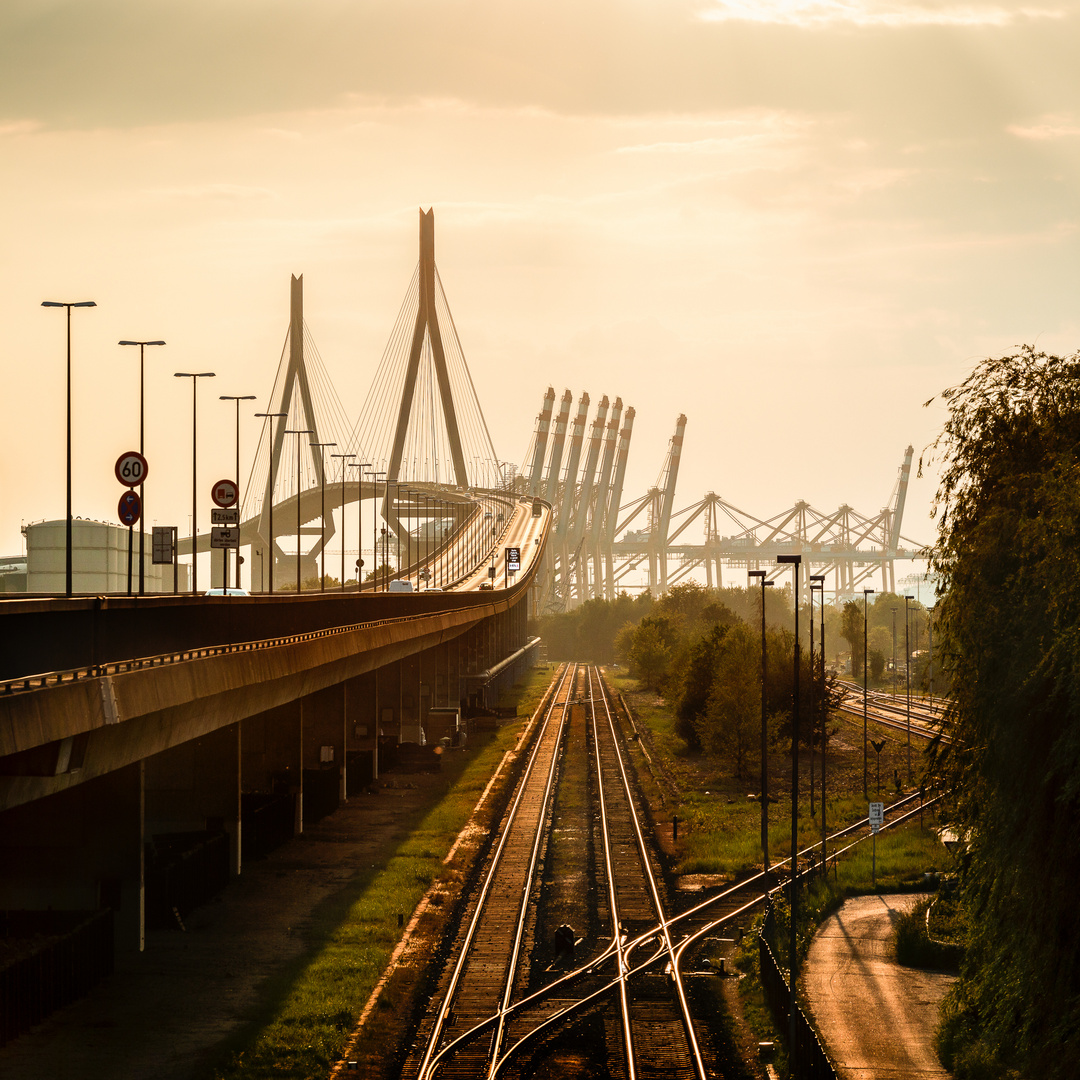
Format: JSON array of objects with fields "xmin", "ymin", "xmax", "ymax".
[
  {"xmin": 311, "ymin": 441, "xmax": 337, "ymax": 590},
  {"xmin": 927, "ymin": 606, "xmax": 935, "ymax": 712},
  {"xmin": 219, "ymin": 394, "xmax": 257, "ymax": 589},
  {"xmin": 174, "ymin": 372, "xmax": 216, "ymax": 592},
  {"xmin": 810, "ymin": 574, "xmax": 825, "ymax": 856},
  {"xmin": 863, "ymin": 587, "xmax": 875, "ymax": 798},
  {"xmin": 285, "ymin": 429, "xmax": 314, "ymax": 591},
  {"xmin": 748, "ymin": 569, "xmax": 774, "ymax": 896},
  {"xmin": 372, "ymin": 471, "xmax": 386, "ymax": 590},
  {"xmin": 331, "ymin": 452, "xmax": 354, "ymax": 591},
  {"xmin": 43, "ymin": 300, "xmax": 96, "ymax": 596},
  {"xmin": 776, "ymin": 553, "xmax": 801, "ymax": 1076},
  {"xmin": 904, "ymin": 594, "xmax": 914, "ymax": 782},
  {"xmin": 254, "ymin": 412, "xmax": 287, "ymax": 591},
  {"xmin": 121, "ymin": 339, "xmax": 166, "ymax": 594},
  {"xmin": 892, "ymin": 607, "xmax": 898, "ymax": 701}
]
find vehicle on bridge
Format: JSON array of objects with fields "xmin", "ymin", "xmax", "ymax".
[{"xmin": 388, "ymin": 580, "xmax": 414, "ymax": 593}]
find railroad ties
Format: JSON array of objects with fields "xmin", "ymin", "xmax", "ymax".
[{"xmin": 405, "ymin": 665, "xmax": 711, "ymax": 1079}]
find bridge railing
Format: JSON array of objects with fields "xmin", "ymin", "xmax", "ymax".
[{"xmin": 0, "ymin": 592, "xmax": 521, "ymax": 699}]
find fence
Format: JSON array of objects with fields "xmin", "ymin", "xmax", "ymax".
[
  {"xmin": 241, "ymin": 792, "xmax": 296, "ymax": 860},
  {"xmin": 0, "ymin": 908, "xmax": 113, "ymax": 1045},
  {"xmin": 759, "ymin": 903, "xmax": 838, "ymax": 1080},
  {"xmin": 146, "ymin": 831, "xmax": 231, "ymax": 929}
]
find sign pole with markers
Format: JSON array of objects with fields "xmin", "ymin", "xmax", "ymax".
[
  {"xmin": 211, "ymin": 479, "xmax": 240, "ymax": 590},
  {"xmin": 869, "ymin": 801, "xmax": 884, "ymax": 887},
  {"xmin": 116, "ymin": 452, "xmax": 148, "ymax": 596}
]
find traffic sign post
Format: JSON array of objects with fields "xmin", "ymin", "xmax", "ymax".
[
  {"xmin": 211, "ymin": 527, "xmax": 239, "ymax": 549},
  {"xmin": 212, "ymin": 479, "xmax": 238, "ymax": 508},
  {"xmin": 117, "ymin": 491, "xmax": 142, "ymax": 596},
  {"xmin": 152, "ymin": 526, "xmax": 178, "ymax": 593},
  {"xmin": 869, "ymin": 802, "xmax": 885, "ymax": 885},
  {"xmin": 115, "ymin": 451, "xmax": 149, "ymax": 488},
  {"xmin": 210, "ymin": 481, "xmax": 239, "ymax": 586}
]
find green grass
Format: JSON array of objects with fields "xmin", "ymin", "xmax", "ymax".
[
  {"xmin": 206, "ymin": 666, "xmax": 555, "ymax": 1080},
  {"xmin": 609, "ymin": 667, "xmax": 958, "ymax": 1077}
]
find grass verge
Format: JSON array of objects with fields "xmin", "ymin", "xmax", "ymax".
[{"xmin": 206, "ymin": 666, "xmax": 555, "ymax": 1080}]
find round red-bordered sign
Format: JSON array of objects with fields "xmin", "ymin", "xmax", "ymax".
[
  {"xmin": 212, "ymin": 478, "xmax": 239, "ymax": 508},
  {"xmin": 118, "ymin": 490, "xmax": 141, "ymax": 526},
  {"xmin": 115, "ymin": 451, "xmax": 149, "ymax": 488}
]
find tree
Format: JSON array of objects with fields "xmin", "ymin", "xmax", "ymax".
[
  {"xmin": 840, "ymin": 601, "xmax": 863, "ymax": 677},
  {"xmin": 868, "ymin": 649, "xmax": 886, "ymax": 682},
  {"xmin": 628, "ymin": 621, "xmax": 671, "ymax": 693},
  {"xmin": 673, "ymin": 623, "xmax": 731, "ymax": 751},
  {"xmin": 926, "ymin": 346, "xmax": 1080, "ymax": 1080},
  {"xmin": 700, "ymin": 623, "xmax": 760, "ymax": 779}
]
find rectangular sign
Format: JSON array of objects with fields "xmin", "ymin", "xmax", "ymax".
[
  {"xmin": 505, "ymin": 546, "xmax": 521, "ymax": 573},
  {"xmin": 210, "ymin": 526, "xmax": 240, "ymax": 549},
  {"xmin": 211, "ymin": 508, "xmax": 240, "ymax": 524},
  {"xmin": 151, "ymin": 526, "xmax": 176, "ymax": 565},
  {"xmin": 869, "ymin": 801, "xmax": 884, "ymax": 833}
]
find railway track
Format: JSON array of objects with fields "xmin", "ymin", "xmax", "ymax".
[
  {"xmin": 402, "ymin": 665, "xmax": 943, "ymax": 1078},
  {"xmin": 837, "ymin": 681, "xmax": 949, "ymax": 741}
]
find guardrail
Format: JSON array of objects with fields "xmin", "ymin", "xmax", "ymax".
[
  {"xmin": 759, "ymin": 902, "xmax": 838, "ymax": 1080},
  {"xmin": 0, "ymin": 908, "xmax": 114, "ymax": 1046},
  {"xmin": 0, "ymin": 604, "xmax": 493, "ymax": 699}
]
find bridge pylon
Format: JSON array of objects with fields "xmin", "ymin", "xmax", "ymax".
[
  {"xmin": 255, "ymin": 274, "xmax": 332, "ymax": 588},
  {"xmin": 387, "ymin": 209, "xmax": 470, "ymax": 488}
]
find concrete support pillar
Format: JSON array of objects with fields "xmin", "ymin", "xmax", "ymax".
[
  {"xmin": 0, "ymin": 762, "xmax": 145, "ymax": 952},
  {"xmin": 241, "ymin": 700, "xmax": 302, "ymax": 833},
  {"xmin": 304, "ymin": 683, "xmax": 345, "ymax": 804},
  {"xmin": 345, "ymin": 671, "xmax": 378, "ymax": 791},
  {"xmin": 146, "ymin": 723, "xmax": 241, "ymax": 877}
]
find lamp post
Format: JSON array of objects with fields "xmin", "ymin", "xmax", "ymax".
[
  {"xmin": 254, "ymin": 411, "xmax": 287, "ymax": 591},
  {"xmin": 43, "ymin": 300, "xmax": 96, "ymax": 596},
  {"xmin": 285, "ymin": 429, "xmax": 314, "ymax": 591},
  {"xmin": 776, "ymin": 554, "xmax": 801, "ymax": 1077},
  {"xmin": 331, "ymin": 453, "xmax": 354, "ymax": 591},
  {"xmin": 372, "ymin": 471, "xmax": 386, "ymax": 590},
  {"xmin": 219, "ymin": 394, "xmax": 256, "ymax": 589},
  {"xmin": 808, "ymin": 578, "xmax": 816, "ymax": 814},
  {"xmin": 174, "ymin": 372, "xmax": 216, "ymax": 592},
  {"xmin": 904, "ymin": 594, "xmax": 914, "ymax": 782},
  {"xmin": 401, "ymin": 487, "xmax": 411, "ymax": 587},
  {"xmin": 863, "ymin": 588, "xmax": 875, "ymax": 798},
  {"xmin": 810, "ymin": 575, "xmax": 827, "ymax": 872},
  {"xmin": 892, "ymin": 607, "xmax": 898, "ymax": 700},
  {"xmin": 310, "ymin": 441, "xmax": 337, "ymax": 590},
  {"xmin": 748, "ymin": 569, "xmax": 774, "ymax": 896},
  {"xmin": 120, "ymin": 339, "xmax": 166, "ymax": 594},
  {"xmin": 927, "ymin": 606, "xmax": 935, "ymax": 711}
]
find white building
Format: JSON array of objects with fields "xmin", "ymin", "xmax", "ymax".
[{"xmin": 25, "ymin": 519, "xmax": 188, "ymax": 594}]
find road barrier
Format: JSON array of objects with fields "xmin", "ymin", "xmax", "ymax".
[
  {"xmin": 759, "ymin": 902, "xmax": 838, "ymax": 1080},
  {"xmin": 0, "ymin": 908, "xmax": 113, "ymax": 1045}
]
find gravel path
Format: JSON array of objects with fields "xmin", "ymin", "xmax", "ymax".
[{"xmin": 802, "ymin": 894, "xmax": 956, "ymax": 1080}]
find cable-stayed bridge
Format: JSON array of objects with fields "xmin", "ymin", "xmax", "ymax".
[{"xmin": 0, "ymin": 206, "xmax": 923, "ymax": 971}]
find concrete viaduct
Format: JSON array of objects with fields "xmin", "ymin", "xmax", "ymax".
[{"xmin": 0, "ymin": 572, "xmax": 539, "ymax": 953}]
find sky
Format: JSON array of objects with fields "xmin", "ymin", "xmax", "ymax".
[{"xmin": 2, "ymin": 0, "xmax": 1078, "ymax": 588}]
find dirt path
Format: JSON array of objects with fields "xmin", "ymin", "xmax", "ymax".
[
  {"xmin": 802, "ymin": 894, "xmax": 956, "ymax": 1080},
  {"xmin": 0, "ymin": 776, "xmax": 448, "ymax": 1080}
]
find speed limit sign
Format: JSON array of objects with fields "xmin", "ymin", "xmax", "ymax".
[{"xmin": 115, "ymin": 451, "xmax": 149, "ymax": 488}]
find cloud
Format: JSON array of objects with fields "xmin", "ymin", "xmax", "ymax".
[
  {"xmin": 698, "ymin": 0, "xmax": 1065, "ymax": 28},
  {"xmin": 152, "ymin": 183, "xmax": 275, "ymax": 201},
  {"xmin": 1007, "ymin": 114, "xmax": 1080, "ymax": 139},
  {"xmin": 0, "ymin": 119, "xmax": 42, "ymax": 136}
]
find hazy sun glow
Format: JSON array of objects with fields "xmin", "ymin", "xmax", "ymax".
[{"xmin": 1, "ymin": 0, "xmax": 1078, "ymax": 586}]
